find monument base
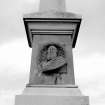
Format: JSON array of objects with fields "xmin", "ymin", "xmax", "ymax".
[{"xmin": 15, "ymin": 87, "xmax": 89, "ymax": 105}]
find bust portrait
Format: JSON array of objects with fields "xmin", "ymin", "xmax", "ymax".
[{"xmin": 37, "ymin": 43, "xmax": 68, "ymax": 85}]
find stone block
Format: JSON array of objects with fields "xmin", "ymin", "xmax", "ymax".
[{"xmin": 15, "ymin": 87, "xmax": 89, "ymax": 105}]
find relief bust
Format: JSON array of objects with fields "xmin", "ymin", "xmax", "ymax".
[
  {"xmin": 39, "ymin": 45, "xmax": 66, "ymax": 72},
  {"xmin": 36, "ymin": 43, "xmax": 68, "ymax": 85}
]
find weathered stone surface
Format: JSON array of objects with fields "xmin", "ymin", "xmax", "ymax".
[
  {"xmin": 15, "ymin": 95, "xmax": 89, "ymax": 105},
  {"xmin": 14, "ymin": 0, "xmax": 89, "ymax": 105},
  {"xmin": 22, "ymin": 87, "xmax": 82, "ymax": 95},
  {"xmin": 15, "ymin": 87, "xmax": 89, "ymax": 105},
  {"xmin": 39, "ymin": 0, "xmax": 65, "ymax": 12},
  {"xmin": 27, "ymin": 35, "xmax": 75, "ymax": 86},
  {"xmin": 15, "ymin": 86, "xmax": 89, "ymax": 105},
  {"xmin": 24, "ymin": 10, "xmax": 82, "ymax": 18}
]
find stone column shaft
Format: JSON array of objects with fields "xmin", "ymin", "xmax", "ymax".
[{"xmin": 39, "ymin": 0, "xmax": 66, "ymax": 12}]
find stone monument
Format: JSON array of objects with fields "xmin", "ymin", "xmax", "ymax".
[{"xmin": 15, "ymin": 0, "xmax": 89, "ymax": 105}]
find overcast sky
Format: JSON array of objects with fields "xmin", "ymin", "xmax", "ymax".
[{"xmin": 0, "ymin": 0, "xmax": 105, "ymax": 105}]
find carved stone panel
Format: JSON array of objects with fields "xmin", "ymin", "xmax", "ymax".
[
  {"xmin": 35, "ymin": 42, "xmax": 68, "ymax": 85},
  {"xmin": 27, "ymin": 35, "xmax": 75, "ymax": 86}
]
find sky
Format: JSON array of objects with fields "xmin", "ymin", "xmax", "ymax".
[{"xmin": 0, "ymin": 0, "xmax": 105, "ymax": 105}]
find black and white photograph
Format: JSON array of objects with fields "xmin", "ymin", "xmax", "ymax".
[{"xmin": 0, "ymin": 0, "xmax": 105, "ymax": 105}]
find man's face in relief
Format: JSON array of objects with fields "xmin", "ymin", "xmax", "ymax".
[{"xmin": 47, "ymin": 46, "xmax": 57, "ymax": 60}]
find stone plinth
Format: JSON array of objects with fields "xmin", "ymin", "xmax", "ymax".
[
  {"xmin": 27, "ymin": 34, "xmax": 75, "ymax": 86},
  {"xmin": 15, "ymin": 87, "xmax": 89, "ymax": 105}
]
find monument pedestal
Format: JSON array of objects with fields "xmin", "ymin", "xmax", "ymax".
[
  {"xmin": 15, "ymin": 86, "xmax": 89, "ymax": 105},
  {"xmin": 14, "ymin": 0, "xmax": 89, "ymax": 105}
]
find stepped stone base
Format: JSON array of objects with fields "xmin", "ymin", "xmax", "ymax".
[{"xmin": 15, "ymin": 87, "xmax": 89, "ymax": 105}]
